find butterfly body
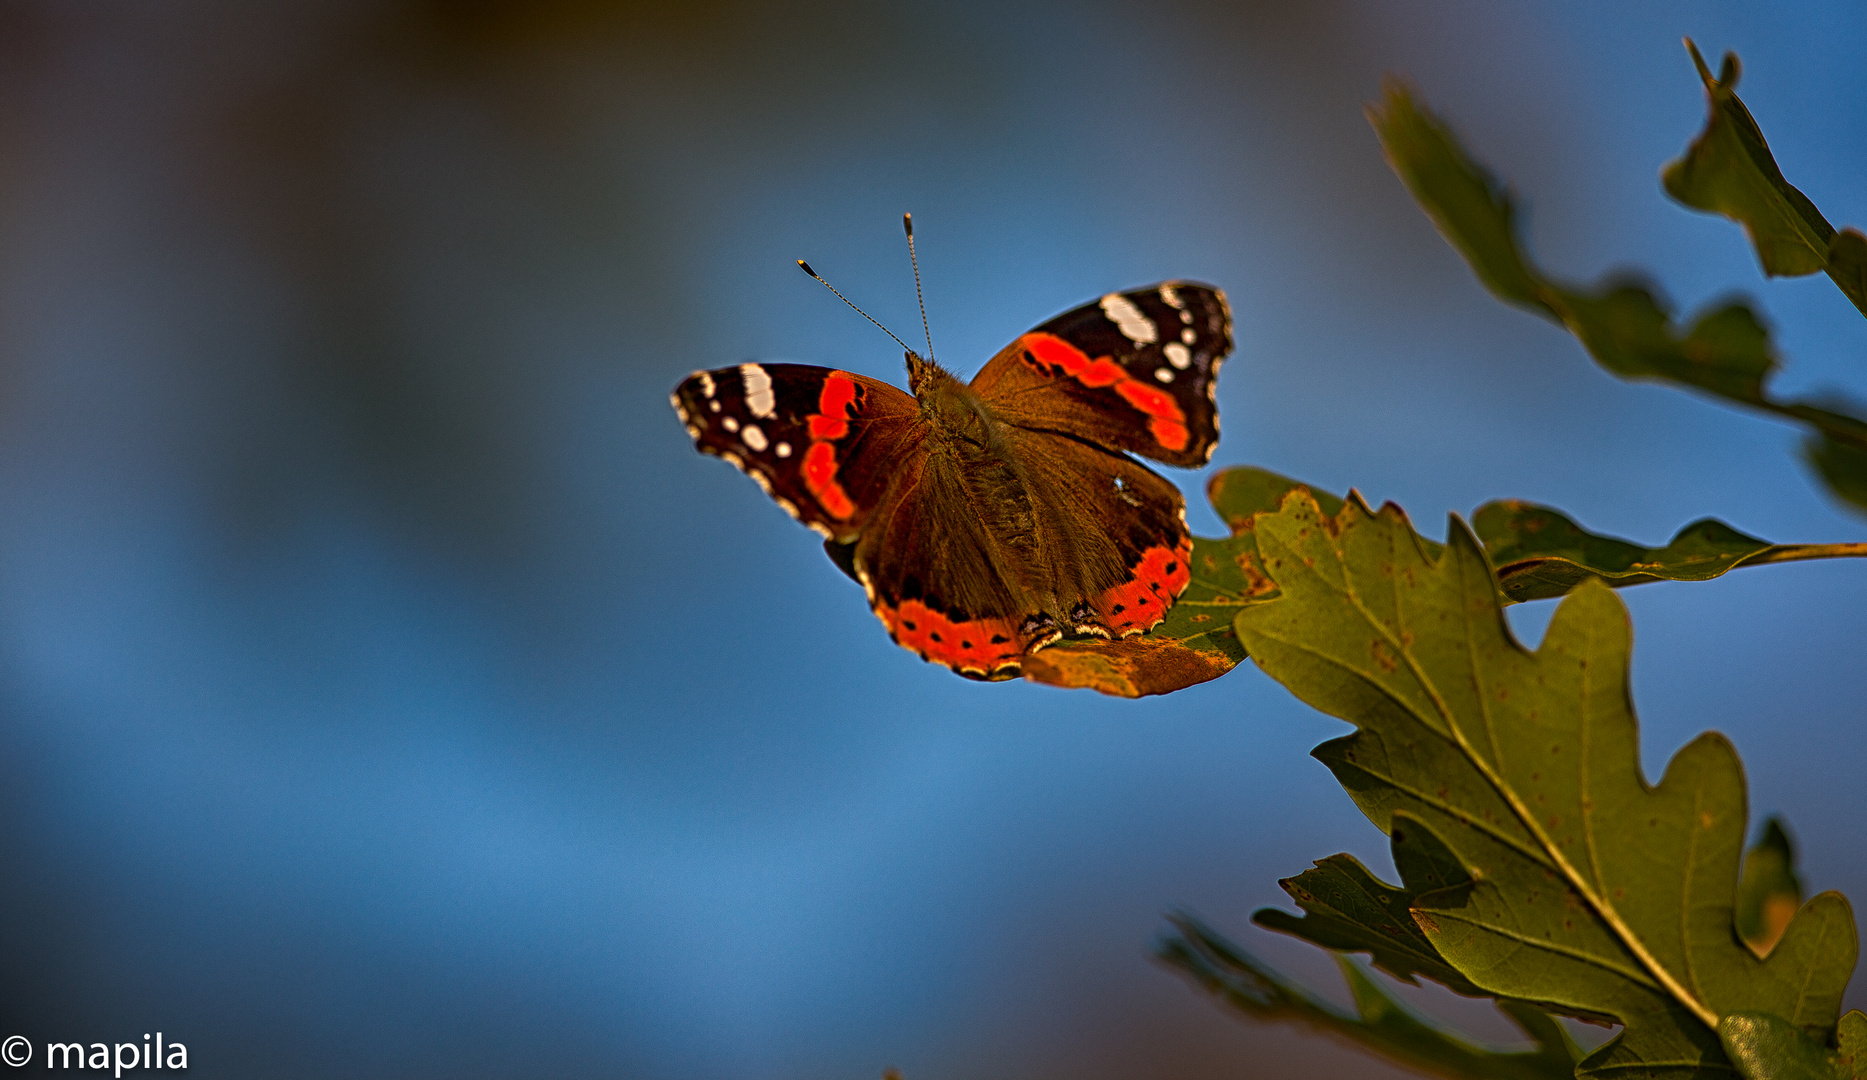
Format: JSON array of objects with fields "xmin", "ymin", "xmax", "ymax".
[{"xmin": 673, "ymin": 281, "xmax": 1231, "ymax": 680}]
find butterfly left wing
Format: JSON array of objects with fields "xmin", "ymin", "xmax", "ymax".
[
  {"xmin": 969, "ymin": 281, "xmax": 1231, "ymax": 468},
  {"xmin": 672, "ymin": 363, "xmax": 922, "ymax": 541}
]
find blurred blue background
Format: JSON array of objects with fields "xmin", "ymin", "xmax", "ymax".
[{"xmin": 0, "ymin": 2, "xmax": 1861, "ymax": 1077}]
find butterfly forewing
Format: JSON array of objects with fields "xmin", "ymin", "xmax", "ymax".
[
  {"xmin": 672, "ymin": 363, "xmax": 920, "ymax": 540},
  {"xmin": 969, "ymin": 281, "xmax": 1231, "ymax": 468}
]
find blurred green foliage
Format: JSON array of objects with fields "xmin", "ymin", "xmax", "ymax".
[{"xmin": 1368, "ymin": 45, "xmax": 1867, "ymax": 517}]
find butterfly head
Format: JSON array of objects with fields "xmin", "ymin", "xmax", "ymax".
[{"xmin": 905, "ymin": 349, "xmax": 964, "ymax": 400}]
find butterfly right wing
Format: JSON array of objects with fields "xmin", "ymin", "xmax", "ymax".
[
  {"xmin": 969, "ymin": 281, "xmax": 1231, "ymax": 468},
  {"xmin": 672, "ymin": 363, "xmax": 922, "ymax": 542}
]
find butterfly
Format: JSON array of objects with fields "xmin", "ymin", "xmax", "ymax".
[{"xmin": 671, "ymin": 281, "xmax": 1232, "ymax": 680}]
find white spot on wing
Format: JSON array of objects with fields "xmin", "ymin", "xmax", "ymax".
[
  {"xmin": 1099, "ymin": 293, "xmax": 1157, "ymax": 343},
  {"xmin": 742, "ymin": 424, "xmax": 768, "ymax": 452},
  {"xmin": 721, "ymin": 416, "xmax": 739, "ymax": 432},
  {"xmin": 1159, "ymin": 284, "xmax": 1184, "ymax": 309},
  {"xmin": 775, "ymin": 441, "xmax": 792, "ymax": 458},
  {"xmin": 698, "ymin": 371, "xmax": 716, "ymax": 398},
  {"xmin": 1164, "ymin": 343, "xmax": 1191, "ymax": 369},
  {"xmin": 708, "ymin": 400, "xmax": 721, "ymax": 413},
  {"xmin": 740, "ymin": 363, "xmax": 776, "ymax": 418},
  {"xmin": 1154, "ymin": 367, "xmax": 1173, "ymax": 383},
  {"xmin": 1181, "ymin": 327, "xmax": 1196, "ymax": 344}
]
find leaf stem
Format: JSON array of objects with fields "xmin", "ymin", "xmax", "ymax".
[{"xmin": 1742, "ymin": 542, "xmax": 1867, "ymax": 565}]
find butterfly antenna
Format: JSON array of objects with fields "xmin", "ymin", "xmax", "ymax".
[
  {"xmin": 903, "ymin": 213, "xmax": 935, "ymax": 361},
  {"xmin": 796, "ymin": 259, "xmax": 917, "ymax": 356}
]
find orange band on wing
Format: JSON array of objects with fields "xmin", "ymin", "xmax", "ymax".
[
  {"xmin": 1095, "ymin": 538, "xmax": 1195, "ymax": 635},
  {"xmin": 875, "ymin": 600, "xmax": 1023, "ymax": 676},
  {"xmin": 802, "ymin": 441, "xmax": 855, "ymax": 518},
  {"xmin": 809, "ymin": 373, "xmax": 858, "ymax": 440},
  {"xmin": 800, "ymin": 372, "xmax": 861, "ymax": 519},
  {"xmin": 1019, "ymin": 333, "xmax": 1189, "ymax": 450}
]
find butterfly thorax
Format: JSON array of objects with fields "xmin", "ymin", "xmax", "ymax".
[{"xmin": 903, "ymin": 352, "xmax": 1076, "ymax": 619}]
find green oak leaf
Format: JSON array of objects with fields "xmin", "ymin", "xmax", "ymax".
[
  {"xmin": 1367, "ymin": 78, "xmax": 1548, "ymax": 314},
  {"xmin": 1252, "ymin": 811, "xmax": 1481, "ymax": 994},
  {"xmin": 1718, "ymin": 1012, "xmax": 1867, "ymax": 1080},
  {"xmin": 1720, "ymin": 1012, "xmax": 1847, "ymax": 1080},
  {"xmin": 1661, "ymin": 44, "xmax": 1834, "ymax": 280},
  {"xmin": 1557, "ymin": 283, "xmax": 1777, "ymax": 401},
  {"xmin": 1735, "ymin": 819, "xmax": 1805, "ymax": 958},
  {"xmin": 1207, "ymin": 465, "xmax": 1346, "ymax": 536},
  {"xmin": 1233, "ymin": 489, "xmax": 1858, "ymax": 1077},
  {"xmin": 1661, "ymin": 42, "xmax": 1867, "ymax": 319},
  {"xmin": 1838, "ymin": 1012, "xmax": 1867, "ymax": 1080},
  {"xmin": 1807, "ymin": 433, "xmax": 1867, "ymax": 514},
  {"xmin": 1161, "ymin": 916, "xmax": 1579, "ymax": 1080},
  {"xmin": 1475, "ymin": 500, "xmax": 1778, "ymax": 602},
  {"xmin": 1368, "ymin": 78, "xmax": 1867, "ymax": 513},
  {"xmin": 1828, "ymin": 230, "xmax": 1867, "ymax": 318}
]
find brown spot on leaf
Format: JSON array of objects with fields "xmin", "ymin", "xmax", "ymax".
[{"xmin": 1233, "ymin": 553, "xmax": 1279, "ymax": 598}]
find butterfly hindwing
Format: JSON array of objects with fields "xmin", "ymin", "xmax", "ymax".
[
  {"xmin": 1005, "ymin": 427, "xmax": 1194, "ymax": 638},
  {"xmin": 970, "ymin": 281, "xmax": 1231, "ymax": 468},
  {"xmin": 672, "ymin": 363, "xmax": 921, "ymax": 540}
]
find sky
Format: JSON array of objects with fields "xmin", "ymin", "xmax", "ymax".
[{"xmin": 0, "ymin": 2, "xmax": 1861, "ymax": 1077}]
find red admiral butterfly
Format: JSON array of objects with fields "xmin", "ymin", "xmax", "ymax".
[{"xmin": 672, "ymin": 272, "xmax": 1231, "ymax": 681}]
